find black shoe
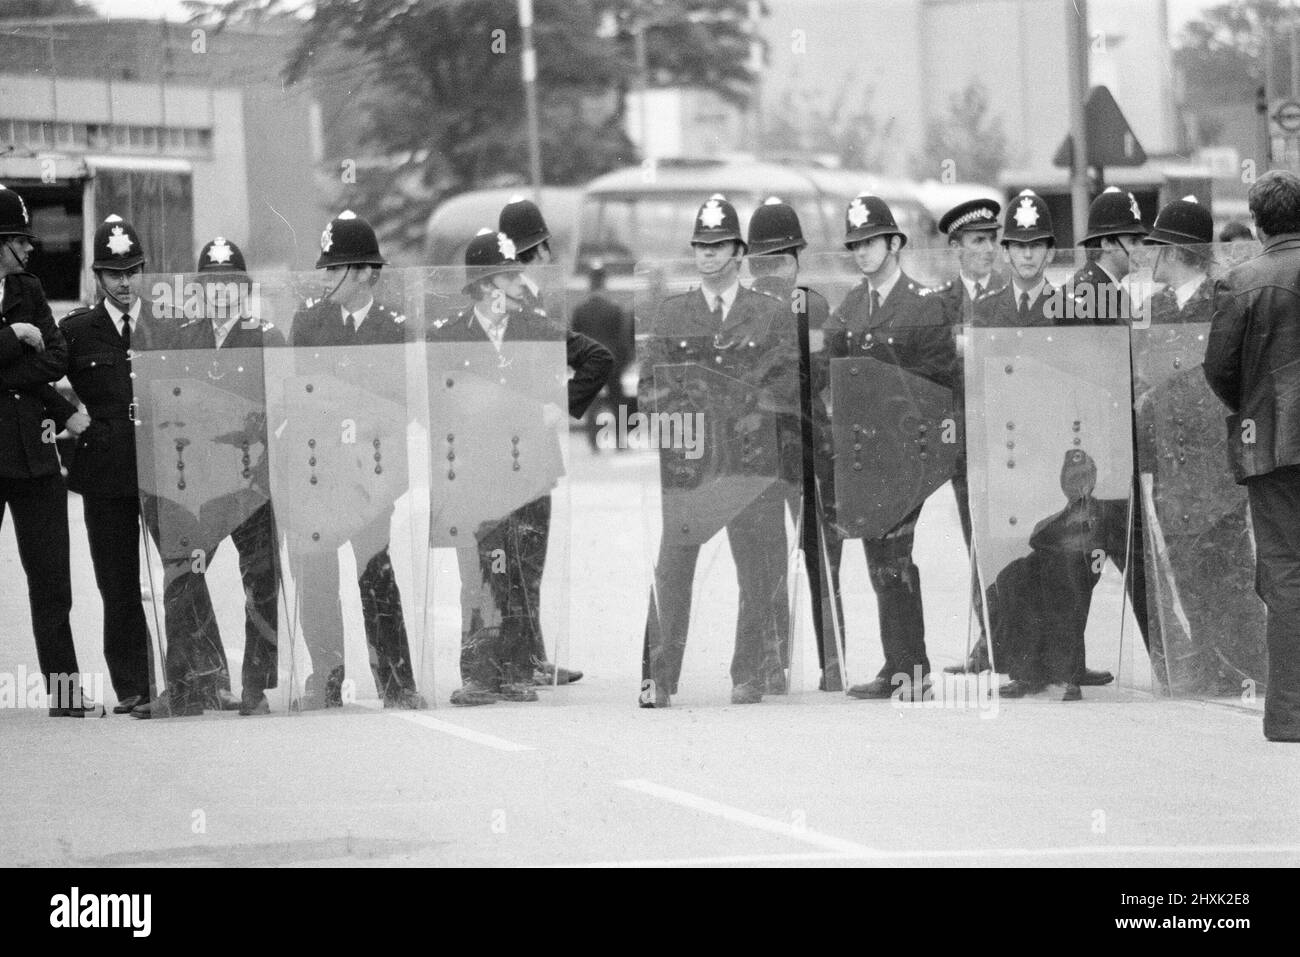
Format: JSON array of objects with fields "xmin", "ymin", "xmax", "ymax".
[
  {"xmin": 49, "ymin": 698, "xmax": 104, "ymax": 718},
  {"xmin": 112, "ymin": 694, "xmax": 145, "ymax": 715},
  {"xmin": 239, "ymin": 690, "xmax": 270, "ymax": 716},
  {"xmin": 532, "ymin": 661, "xmax": 583, "ymax": 685},
  {"xmin": 216, "ymin": 688, "xmax": 242, "ymax": 711},
  {"xmin": 846, "ymin": 677, "xmax": 894, "ymax": 699},
  {"xmin": 1061, "ymin": 683, "xmax": 1082, "ymax": 701},
  {"xmin": 1077, "ymin": 668, "xmax": 1114, "ymax": 687},
  {"xmin": 383, "ymin": 689, "xmax": 428, "ymax": 709},
  {"xmin": 499, "ymin": 683, "xmax": 539, "ymax": 703},
  {"xmin": 450, "ymin": 682, "xmax": 500, "ymax": 707},
  {"xmin": 997, "ymin": 679, "xmax": 1047, "ymax": 698},
  {"xmin": 132, "ymin": 691, "xmax": 203, "ymax": 719}
]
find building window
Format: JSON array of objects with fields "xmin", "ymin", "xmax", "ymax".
[{"xmin": 0, "ymin": 119, "xmax": 212, "ymax": 157}]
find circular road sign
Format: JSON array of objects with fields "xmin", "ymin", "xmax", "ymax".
[{"xmin": 1275, "ymin": 100, "xmax": 1300, "ymax": 133}]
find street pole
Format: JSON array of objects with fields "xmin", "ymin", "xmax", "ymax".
[
  {"xmin": 634, "ymin": 21, "xmax": 650, "ymax": 161},
  {"xmin": 518, "ymin": 0, "xmax": 543, "ymax": 193},
  {"xmin": 1065, "ymin": 0, "xmax": 1091, "ymax": 246}
]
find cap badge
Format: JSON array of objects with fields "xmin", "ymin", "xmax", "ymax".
[
  {"xmin": 1013, "ymin": 197, "xmax": 1040, "ymax": 230},
  {"xmin": 699, "ymin": 200, "xmax": 726, "ymax": 229},
  {"xmin": 497, "ymin": 232, "xmax": 517, "ymax": 260},
  {"xmin": 106, "ymin": 226, "xmax": 134, "ymax": 256},
  {"xmin": 847, "ymin": 198, "xmax": 870, "ymax": 228},
  {"xmin": 207, "ymin": 238, "xmax": 234, "ymax": 264},
  {"xmin": 320, "ymin": 223, "xmax": 334, "ymax": 253}
]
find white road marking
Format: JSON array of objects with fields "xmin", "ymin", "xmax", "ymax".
[
  {"xmin": 618, "ymin": 779, "xmax": 880, "ymax": 857},
  {"xmin": 391, "ymin": 712, "xmax": 533, "ymax": 752}
]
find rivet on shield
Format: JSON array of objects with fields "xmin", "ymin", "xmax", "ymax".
[
  {"xmin": 173, "ymin": 387, "xmax": 182, "ymax": 396},
  {"xmin": 312, "ymin": 532, "xmax": 320, "ymax": 542},
  {"xmin": 1006, "ymin": 421, "xmax": 1015, "ymax": 430},
  {"xmin": 1072, "ymin": 420, "xmax": 1080, "ymax": 431},
  {"xmin": 447, "ymin": 433, "xmax": 454, "ymax": 443},
  {"xmin": 1173, "ymin": 358, "xmax": 1182, "ymax": 369},
  {"xmin": 310, "ymin": 476, "xmax": 317, "ymax": 485},
  {"xmin": 1007, "ymin": 459, "xmax": 1015, "ymax": 468},
  {"xmin": 449, "ymin": 526, "xmax": 457, "ymax": 536},
  {"xmin": 447, "ymin": 451, "xmax": 455, "ymax": 461},
  {"xmin": 448, "ymin": 470, "xmax": 455, "ymax": 479},
  {"xmin": 306, "ymin": 384, "xmax": 314, "ymax": 393},
  {"xmin": 853, "ymin": 462, "xmax": 863, "ymax": 471},
  {"xmin": 309, "ymin": 439, "xmax": 316, "ymax": 448},
  {"xmin": 375, "ymin": 465, "xmax": 383, "ymax": 474},
  {"xmin": 1009, "ymin": 516, "xmax": 1017, "ymax": 525}
]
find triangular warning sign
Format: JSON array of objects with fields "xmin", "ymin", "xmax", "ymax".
[{"xmin": 1053, "ymin": 85, "xmax": 1147, "ymax": 170}]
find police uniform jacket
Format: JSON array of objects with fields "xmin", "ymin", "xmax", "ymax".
[
  {"xmin": 971, "ymin": 281, "xmax": 1059, "ymax": 327},
  {"xmin": 60, "ymin": 299, "xmax": 160, "ymax": 497},
  {"xmin": 935, "ymin": 273, "xmax": 1007, "ymax": 329},
  {"xmin": 1204, "ymin": 233, "xmax": 1300, "ymax": 482},
  {"xmin": 0, "ymin": 271, "xmax": 69, "ymax": 479},
  {"xmin": 826, "ymin": 272, "xmax": 957, "ymax": 390},
  {"xmin": 1061, "ymin": 261, "xmax": 1134, "ymax": 325}
]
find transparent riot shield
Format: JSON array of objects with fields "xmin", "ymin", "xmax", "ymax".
[
  {"xmin": 1130, "ymin": 242, "xmax": 1266, "ymax": 699},
  {"xmin": 965, "ymin": 248, "xmax": 1140, "ymax": 699},
  {"xmin": 132, "ymin": 271, "xmax": 277, "ymax": 717},
  {"xmin": 632, "ymin": 257, "xmax": 803, "ymax": 707},
  {"xmin": 263, "ymin": 267, "xmax": 429, "ymax": 712},
  {"xmin": 419, "ymin": 264, "xmax": 572, "ymax": 708},
  {"xmin": 805, "ymin": 248, "xmax": 980, "ymax": 700}
]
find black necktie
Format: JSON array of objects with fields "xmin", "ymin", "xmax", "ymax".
[
  {"xmin": 710, "ymin": 300, "xmax": 723, "ymax": 324},
  {"xmin": 343, "ymin": 313, "xmax": 356, "ymax": 340},
  {"xmin": 869, "ymin": 289, "xmax": 881, "ymax": 317},
  {"xmin": 974, "ymin": 282, "xmax": 985, "ymax": 300},
  {"xmin": 1019, "ymin": 291, "xmax": 1030, "ymax": 320},
  {"xmin": 120, "ymin": 316, "xmax": 132, "ymax": 351}
]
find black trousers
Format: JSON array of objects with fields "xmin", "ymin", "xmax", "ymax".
[
  {"xmin": 146, "ymin": 501, "xmax": 279, "ymax": 708},
  {"xmin": 643, "ymin": 484, "xmax": 787, "ymax": 693},
  {"xmin": 0, "ymin": 475, "xmax": 80, "ymax": 698},
  {"xmin": 825, "ymin": 503, "xmax": 930, "ymax": 681},
  {"xmin": 82, "ymin": 493, "xmax": 152, "ymax": 700},
  {"xmin": 1245, "ymin": 466, "xmax": 1300, "ymax": 740},
  {"xmin": 296, "ymin": 507, "xmax": 415, "ymax": 700},
  {"xmin": 456, "ymin": 495, "xmax": 551, "ymax": 688}
]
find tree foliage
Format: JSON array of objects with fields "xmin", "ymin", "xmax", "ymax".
[
  {"xmin": 911, "ymin": 81, "xmax": 1007, "ymax": 186},
  {"xmin": 1175, "ymin": 0, "xmax": 1295, "ymax": 105},
  {"xmin": 757, "ymin": 78, "xmax": 896, "ymax": 171},
  {"xmin": 187, "ymin": 0, "xmax": 764, "ymax": 254}
]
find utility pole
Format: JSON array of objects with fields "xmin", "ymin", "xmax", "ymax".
[
  {"xmin": 1065, "ymin": 0, "xmax": 1092, "ymax": 245},
  {"xmin": 518, "ymin": 0, "xmax": 543, "ymax": 193}
]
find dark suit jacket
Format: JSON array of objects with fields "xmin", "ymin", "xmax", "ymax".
[
  {"xmin": 1059, "ymin": 261, "xmax": 1134, "ymax": 325},
  {"xmin": 0, "ymin": 271, "xmax": 69, "ymax": 479},
  {"xmin": 935, "ymin": 273, "xmax": 1008, "ymax": 329},
  {"xmin": 1204, "ymin": 232, "xmax": 1300, "ymax": 482},
  {"xmin": 972, "ymin": 281, "xmax": 1059, "ymax": 328},
  {"xmin": 826, "ymin": 271, "xmax": 957, "ymax": 390}
]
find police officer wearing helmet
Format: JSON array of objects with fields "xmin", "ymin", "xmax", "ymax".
[
  {"xmin": 745, "ymin": 195, "xmax": 836, "ymax": 691},
  {"xmin": 640, "ymin": 194, "xmax": 797, "ymax": 707},
  {"xmin": 0, "ymin": 183, "xmax": 93, "ymax": 716},
  {"xmin": 1064, "ymin": 185, "xmax": 1149, "ymax": 325},
  {"xmin": 131, "ymin": 237, "xmax": 284, "ymax": 718},
  {"xmin": 974, "ymin": 190, "xmax": 1059, "ymax": 328},
  {"xmin": 289, "ymin": 210, "xmax": 424, "ymax": 710},
  {"xmin": 53, "ymin": 215, "xmax": 157, "ymax": 714},
  {"xmin": 827, "ymin": 192, "xmax": 957, "ymax": 701},
  {"xmin": 432, "ymin": 228, "xmax": 609, "ymax": 706},
  {"xmin": 498, "ymin": 194, "xmax": 609, "ymax": 686}
]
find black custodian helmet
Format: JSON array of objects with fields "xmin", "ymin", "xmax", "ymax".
[
  {"xmin": 844, "ymin": 192, "xmax": 906, "ymax": 248},
  {"xmin": 197, "ymin": 236, "xmax": 249, "ymax": 278},
  {"xmin": 691, "ymin": 194, "xmax": 746, "ymax": 249},
  {"xmin": 315, "ymin": 210, "xmax": 388, "ymax": 269},
  {"xmin": 746, "ymin": 196, "xmax": 807, "ymax": 256},
  {"xmin": 0, "ymin": 183, "xmax": 36, "ymax": 238},
  {"xmin": 1001, "ymin": 189, "xmax": 1056, "ymax": 245},
  {"xmin": 498, "ymin": 195, "xmax": 551, "ymax": 255},
  {"xmin": 938, "ymin": 197, "xmax": 1001, "ymax": 237},
  {"xmin": 1145, "ymin": 195, "xmax": 1213, "ymax": 247},
  {"xmin": 1082, "ymin": 186, "xmax": 1149, "ymax": 245},
  {"xmin": 462, "ymin": 227, "xmax": 524, "ymax": 294},
  {"xmin": 92, "ymin": 214, "xmax": 145, "ymax": 271}
]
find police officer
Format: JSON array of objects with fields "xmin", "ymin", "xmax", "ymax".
[
  {"xmin": 640, "ymin": 194, "xmax": 797, "ymax": 706},
  {"xmin": 0, "ymin": 184, "xmax": 92, "ymax": 717},
  {"xmin": 57, "ymin": 215, "xmax": 155, "ymax": 714},
  {"xmin": 290, "ymin": 211, "xmax": 423, "ymax": 709},
  {"xmin": 131, "ymin": 237, "xmax": 282, "ymax": 718},
  {"xmin": 973, "ymin": 190, "xmax": 1058, "ymax": 328},
  {"xmin": 1068, "ymin": 187, "xmax": 1152, "ymax": 658},
  {"xmin": 745, "ymin": 196, "xmax": 835, "ymax": 692},
  {"xmin": 826, "ymin": 193, "xmax": 957, "ymax": 701},
  {"xmin": 935, "ymin": 197, "xmax": 1003, "ymax": 675},
  {"xmin": 433, "ymin": 229, "xmax": 610, "ymax": 706},
  {"xmin": 1140, "ymin": 196, "xmax": 1265, "ymax": 694},
  {"xmin": 498, "ymin": 194, "xmax": 587, "ymax": 685}
]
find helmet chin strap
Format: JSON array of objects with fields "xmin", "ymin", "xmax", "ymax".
[
  {"xmin": 320, "ymin": 264, "xmax": 352, "ymax": 304},
  {"xmin": 0, "ymin": 238, "xmax": 25, "ymax": 271}
]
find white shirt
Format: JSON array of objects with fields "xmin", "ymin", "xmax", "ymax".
[
  {"xmin": 473, "ymin": 303, "xmax": 509, "ymax": 352},
  {"xmin": 868, "ymin": 265, "xmax": 902, "ymax": 307},
  {"xmin": 340, "ymin": 298, "xmax": 373, "ymax": 332},
  {"xmin": 701, "ymin": 281, "xmax": 740, "ymax": 322},
  {"xmin": 1010, "ymin": 277, "xmax": 1048, "ymax": 307},
  {"xmin": 1173, "ymin": 275, "xmax": 1206, "ymax": 311},
  {"xmin": 104, "ymin": 298, "xmax": 142, "ymax": 339},
  {"xmin": 960, "ymin": 272, "xmax": 993, "ymax": 301}
]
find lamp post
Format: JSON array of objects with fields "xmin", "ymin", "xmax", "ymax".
[{"xmin": 518, "ymin": 0, "xmax": 543, "ymax": 193}]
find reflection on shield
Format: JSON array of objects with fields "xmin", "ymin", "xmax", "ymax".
[
  {"xmin": 268, "ymin": 372, "xmax": 409, "ymax": 552},
  {"xmin": 1132, "ymin": 323, "xmax": 1267, "ymax": 694},
  {"xmin": 134, "ymin": 350, "xmax": 269, "ymax": 560},
  {"xmin": 653, "ymin": 362, "xmax": 779, "ymax": 546},
  {"xmin": 828, "ymin": 355, "xmax": 958, "ymax": 540},
  {"xmin": 966, "ymin": 327, "xmax": 1133, "ymax": 582},
  {"xmin": 428, "ymin": 342, "xmax": 567, "ymax": 546}
]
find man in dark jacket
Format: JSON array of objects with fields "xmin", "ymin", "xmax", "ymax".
[
  {"xmin": 1204, "ymin": 169, "xmax": 1300, "ymax": 741},
  {"xmin": 0, "ymin": 184, "xmax": 93, "ymax": 716},
  {"xmin": 57, "ymin": 215, "xmax": 156, "ymax": 714}
]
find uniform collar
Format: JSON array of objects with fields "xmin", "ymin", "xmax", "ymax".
[
  {"xmin": 340, "ymin": 297, "xmax": 373, "ymax": 329},
  {"xmin": 1173, "ymin": 274, "xmax": 1207, "ymax": 310},
  {"xmin": 104, "ymin": 297, "xmax": 141, "ymax": 331},
  {"xmin": 1010, "ymin": 276, "xmax": 1048, "ymax": 303},
  {"xmin": 960, "ymin": 271, "xmax": 992, "ymax": 300},
  {"xmin": 701, "ymin": 280, "xmax": 740, "ymax": 319},
  {"xmin": 868, "ymin": 265, "xmax": 901, "ymax": 304}
]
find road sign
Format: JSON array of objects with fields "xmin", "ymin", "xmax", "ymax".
[
  {"xmin": 1272, "ymin": 99, "xmax": 1300, "ymax": 134},
  {"xmin": 1054, "ymin": 85, "xmax": 1147, "ymax": 170}
]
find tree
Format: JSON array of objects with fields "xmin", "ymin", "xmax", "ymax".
[
  {"xmin": 188, "ymin": 0, "xmax": 764, "ymax": 256},
  {"xmin": 0, "ymin": 0, "xmax": 96, "ymax": 16},
  {"xmin": 911, "ymin": 81, "xmax": 1007, "ymax": 185},
  {"xmin": 1176, "ymin": 0, "xmax": 1292, "ymax": 104}
]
